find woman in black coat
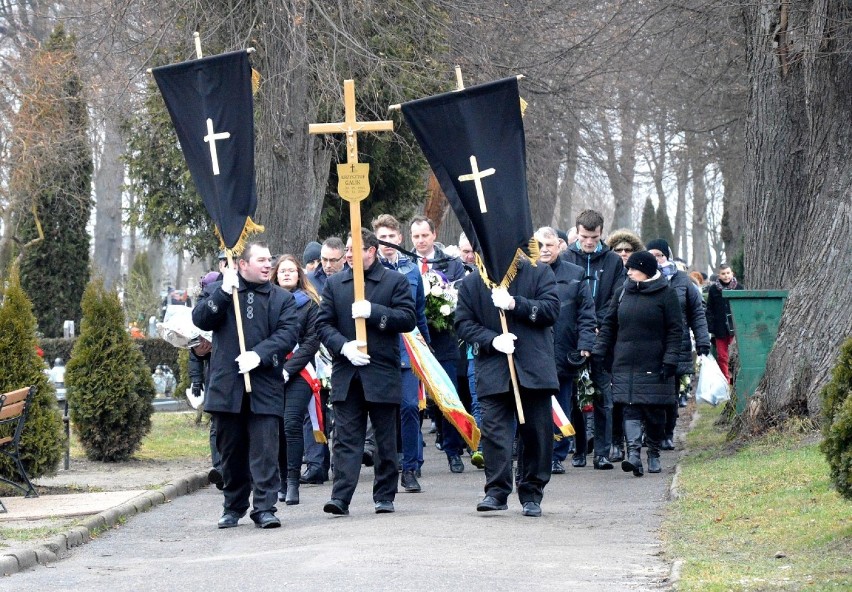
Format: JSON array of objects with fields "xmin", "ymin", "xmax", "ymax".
[
  {"xmin": 273, "ymin": 254, "xmax": 321, "ymax": 505},
  {"xmin": 592, "ymin": 251, "xmax": 683, "ymax": 477}
]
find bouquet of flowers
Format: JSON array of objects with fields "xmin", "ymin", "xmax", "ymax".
[{"xmin": 423, "ymin": 270, "xmax": 458, "ymax": 332}]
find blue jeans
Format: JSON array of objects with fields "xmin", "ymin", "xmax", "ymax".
[{"xmin": 400, "ymin": 368, "xmax": 423, "ymax": 471}]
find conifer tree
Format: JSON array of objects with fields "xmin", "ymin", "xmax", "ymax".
[
  {"xmin": 655, "ymin": 204, "xmax": 675, "ymax": 256},
  {"xmin": 124, "ymin": 252, "xmax": 160, "ymax": 327},
  {"xmin": 0, "ymin": 267, "xmax": 64, "ymax": 481},
  {"xmin": 66, "ymin": 279, "xmax": 155, "ymax": 461},
  {"xmin": 640, "ymin": 197, "xmax": 658, "ymax": 244}
]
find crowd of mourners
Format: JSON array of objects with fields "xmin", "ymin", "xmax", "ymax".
[{"xmin": 187, "ymin": 208, "xmax": 743, "ymax": 528}]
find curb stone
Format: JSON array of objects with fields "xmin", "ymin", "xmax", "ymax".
[
  {"xmin": 665, "ymin": 405, "xmax": 701, "ymax": 589},
  {"xmin": 1, "ymin": 470, "xmax": 210, "ymax": 577}
]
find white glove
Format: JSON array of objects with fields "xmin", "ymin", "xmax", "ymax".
[
  {"xmin": 282, "ymin": 369, "xmax": 290, "ymax": 383},
  {"xmin": 235, "ymin": 351, "xmax": 261, "ymax": 374},
  {"xmin": 491, "ymin": 287, "xmax": 515, "ymax": 311},
  {"xmin": 221, "ymin": 268, "xmax": 239, "ymax": 294},
  {"xmin": 492, "ymin": 333, "xmax": 517, "ymax": 354},
  {"xmin": 341, "ymin": 340, "xmax": 370, "ymax": 366},
  {"xmin": 352, "ymin": 300, "xmax": 372, "ymax": 319}
]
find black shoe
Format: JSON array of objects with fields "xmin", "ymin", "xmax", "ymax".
[
  {"xmin": 300, "ymin": 468, "xmax": 327, "ymax": 485},
  {"xmin": 551, "ymin": 460, "xmax": 565, "ymax": 474},
  {"xmin": 621, "ymin": 454, "xmax": 643, "ymax": 477},
  {"xmin": 661, "ymin": 438, "xmax": 675, "ymax": 451},
  {"xmin": 609, "ymin": 446, "xmax": 625, "ymax": 463},
  {"xmin": 323, "ymin": 498, "xmax": 349, "ymax": 515},
  {"xmin": 374, "ymin": 500, "xmax": 395, "ymax": 514},
  {"xmin": 678, "ymin": 394, "xmax": 689, "ymax": 408},
  {"xmin": 253, "ymin": 511, "xmax": 281, "ymax": 529},
  {"xmin": 208, "ymin": 467, "xmax": 224, "ymax": 490},
  {"xmin": 476, "ymin": 495, "xmax": 508, "ymax": 511},
  {"xmin": 217, "ymin": 511, "xmax": 240, "ymax": 529},
  {"xmin": 648, "ymin": 456, "xmax": 662, "ymax": 473},
  {"xmin": 571, "ymin": 455, "xmax": 587, "ymax": 468},
  {"xmin": 362, "ymin": 450, "xmax": 375, "ymax": 467},
  {"xmin": 593, "ymin": 456, "xmax": 613, "ymax": 470},
  {"xmin": 284, "ymin": 478, "xmax": 300, "ymax": 505},
  {"xmin": 415, "ymin": 468, "xmax": 422, "ymax": 478},
  {"xmin": 448, "ymin": 455, "xmax": 464, "ymax": 473},
  {"xmin": 522, "ymin": 501, "xmax": 542, "ymax": 517},
  {"xmin": 400, "ymin": 470, "xmax": 422, "ymax": 493}
]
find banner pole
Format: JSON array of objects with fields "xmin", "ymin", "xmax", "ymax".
[
  {"xmin": 227, "ymin": 252, "xmax": 252, "ymax": 393},
  {"xmin": 499, "ymin": 310, "xmax": 525, "ymax": 424}
]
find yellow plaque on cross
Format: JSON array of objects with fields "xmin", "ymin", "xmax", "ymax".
[{"xmin": 337, "ymin": 162, "xmax": 371, "ymax": 202}]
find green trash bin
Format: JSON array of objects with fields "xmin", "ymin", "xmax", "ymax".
[{"xmin": 722, "ymin": 290, "xmax": 789, "ymax": 413}]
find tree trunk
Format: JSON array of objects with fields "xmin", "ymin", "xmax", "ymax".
[
  {"xmin": 741, "ymin": 0, "xmax": 852, "ymax": 428},
  {"xmin": 553, "ymin": 125, "xmax": 579, "ymax": 232},
  {"xmin": 687, "ymin": 130, "xmax": 710, "ymax": 273},
  {"xmin": 673, "ymin": 148, "xmax": 689, "ymax": 260},
  {"xmin": 93, "ymin": 117, "xmax": 124, "ymax": 290}
]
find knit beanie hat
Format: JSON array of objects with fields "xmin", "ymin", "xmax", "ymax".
[
  {"xmin": 626, "ymin": 251, "xmax": 659, "ymax": 278},
  {"xmin": 645, "ymin": 238, "xmax": 671, "ymax": 259},
  {"xmin": 302, "ymin": 241, "xmax": 322, "ymax": 265}
]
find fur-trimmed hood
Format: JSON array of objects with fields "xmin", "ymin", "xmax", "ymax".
[{"xmin": 606, "ymin": 229, "xmax": 644, "ymax": 252}]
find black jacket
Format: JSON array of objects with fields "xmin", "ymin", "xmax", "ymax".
[
  {"xmin": 563, "ymin": 241, "xmax": 626, "ymax": 326},
  {"xmin": 548, "ymin": 257, "xmax": 597, "ymax": 380},
  {"xmin": 455, "ymin": 260, "xmax": 560, "ymax": 397},
  {"xmin": 281, "ymin": 293, "xmax": 320, "ymax": 379},
  {"xmin": 317, "ymin": 259, "xmax": 416, "ymax": 404},
  {"xmin": 667, "ymin": 270, "xmax": 711, "ymax": 375},
  {"xmin": 593, "ymin": 274, "xmax": 683, "ymax": 406},
  {"xmin": 192, "ymin": 277, "xmax": 300, "ymax": 417},
  {"xmin": 705, "ymin": 281, "xmax": 744, "ymax": 338}
]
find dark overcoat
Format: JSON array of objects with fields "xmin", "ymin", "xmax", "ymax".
[
  {"xmin": 548, "ymin": 257, "xmax": 598, "ymax": 380},
  {"xmin": 192, "ymin": 277, "xmax": 300, "ymax": 417},
  {"xmin": 668, "ymin": 270, "xmax": 711, "ymax": 375},
  {"xmin": 592, "ymin": 274, "xmax": 683, "ymax": 406},
  {"xmin": 316, "ymin": 259, "xmax": 416, "ymax": 404},
  {"xmin": 705, "ymin": 281, "xmax": 744, "ymax": 338},
  {"xmin": 281, "ymin": 293, "xmax": 320, "ymax": 378},
  {"xmin": 454, "ymin": 260, "xmax": 560, "ymax": 398}
]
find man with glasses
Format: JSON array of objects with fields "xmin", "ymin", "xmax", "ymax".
[{"xmin": 310, "ymin": 237, "xmax": 346, "ymax": 293}]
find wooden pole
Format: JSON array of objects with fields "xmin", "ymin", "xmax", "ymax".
[
  {"xmin": 226, "ymin": 251, "xmax": 252, "ymax": 392},
  {"xmin": 499, "ymin": 310, "xmax": 525, "ymax": 424}
]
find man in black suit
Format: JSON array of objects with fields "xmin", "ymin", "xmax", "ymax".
[
  {"xmin": 455, "ymin": 257, "xmax": 560, "ymax": 517},
  {"xmin": 316, "ymin": 228, "xmax": 416, "ymax": 515}
]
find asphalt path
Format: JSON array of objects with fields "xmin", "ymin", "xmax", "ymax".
[{"xmin": 9, "ymin": 438, "xmax": 674, "ymax": 591}]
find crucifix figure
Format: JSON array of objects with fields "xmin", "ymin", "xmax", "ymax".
[
  {"xmin": 458, "ymin": 155, "xmax": 496, "ymax": 213},
  {"xmin": 204, "ymin": 118, "xmax": 231, "ymax": 175},
  {"xmin": 309, "ymin": 80, "xmax": 394, "ymax": 351}
]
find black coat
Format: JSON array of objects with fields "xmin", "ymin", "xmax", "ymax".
[
  {"xmin": 705, "ymin": 281, "xmax": 744, "ymax": 338},
  {"xmin": 563, "ymin": 242, "xmax": 626, "ymax": 326},
  {"xmin": 192, "ymin": 278, "xmax": 300, "ymax": 417},
  {"xmin": 455, "ymin": 260, "xmax": 560, "ymax": 397},
  {"xmin": 281, "ymin": 294, "xmax": 320, "ymax": 379},
  {"xmin": 548, "ymin": 257, "xmax": 597, "ymax": 380},
  {"xmin": 317, "ymin": 258, "xmax": 416, "ymax": 404},
  {"xmin": 668, "ymin": 270, "xmax": 711, "ymax": 375},
  {"xmin": 593, "ymin": 274, "xmax": 683, "ymax": 406}
]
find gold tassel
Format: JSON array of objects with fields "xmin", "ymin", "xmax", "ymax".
[
  {"xmin": 520, "ymin": 96, "xmax": 528, "ymax": 118},
  {"xmin": 251, "ymin": 68, "xmax": 261, "ymax": 94},
  {"xmin": 214, "ymin": 216, "xmax": 266, "ymax": 257},
  {"xmin": 474, "ymin": 235, "xmax": 539, "ymax": 290}
]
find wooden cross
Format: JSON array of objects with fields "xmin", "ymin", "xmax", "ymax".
[{"xmin": 309, "ymin": 80, "xmax": 394, "ymax": 350}]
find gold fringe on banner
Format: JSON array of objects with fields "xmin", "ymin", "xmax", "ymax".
[
  {"xmin": 474, "ymin": 236, "xmax": 539, "ymax": 290},
  {"xmin": 251, "ymin": 69, "xmax": 261, "ymax": 94},
  {"xmin": 215, "ymin": 216, "xmax": 265, "ymax": 257}
]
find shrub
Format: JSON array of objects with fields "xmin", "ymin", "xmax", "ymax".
[
  {"xmin": 65, "ymin": 279, "xmax": 155, "ymax": 461},
  {"xmin": 820, "ymin": 337, "xmax": 852, "ymax": 500},
  {"xmin": 0, "ymin": 267, "xmax": 64, "ymax": 481}
]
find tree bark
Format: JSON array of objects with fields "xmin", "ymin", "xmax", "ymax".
[
  {"xmin": 741, "ymin": 0, "xmax": 852, "ymax": 428},
  {"xmin": 687, "ymin": 130, "xmax": 710, "ymax": 273},
  {"xmin": 92, "ymin": 117, "xmax": 124, "ymax": 290}
]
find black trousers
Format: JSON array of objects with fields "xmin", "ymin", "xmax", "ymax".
[
  {"xmin": 623, "ymin": 404, "xmax": 666, "ymax": 451},
  {"xmin": 331, "ymin": 378, "xmax": 399, "ymax": 504},
  {"xmin": 279, "ymin": 376, "xmax": 313, "ymax": 481},
  {"xmin": 214, "ymin": 396, "xmax": 280, "ymax": 519},
  {"xmin": 480, "ymin": 388, "xmax": 553, "ymax": 504}
]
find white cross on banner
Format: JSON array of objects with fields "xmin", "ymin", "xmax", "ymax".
[
  {"xmin": 458, "ymin": 155, "xmax": 496, "ymax": 213},
  {"xmin": 204, "ymin": 118, "xmax": 231, "ymax": 176}
]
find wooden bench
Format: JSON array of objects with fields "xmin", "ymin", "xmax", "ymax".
[{"xmin": 0, "ymin": 386, "xmax": 38, "ymax": 513}]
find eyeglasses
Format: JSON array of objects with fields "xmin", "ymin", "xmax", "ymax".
[
  {"xmin": 614, "ymin": 247, "xmax": 633, "ymax": 253},
  {"xmin": 321, "ymin": 256, "xmax": 343, "ymax": 264}
]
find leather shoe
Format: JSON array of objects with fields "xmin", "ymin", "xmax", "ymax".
[
  {"xmin": 476, "ymin": 495, "xmax": 508, "ymax": 511},
  {"xmin": 374, "ymin": 500, "xmax": 395, "ymax": 514},
  {"xmin": 522, "ymin": 501, "xmax": 542, "ymax": 517},
  {"xmin": 253, "ymin": 511, "xmax": 281, "ymax": 529},
  {"xmin": 208, "ymin": 467, "xmax": 224, "ymax": 490},
  {"xmin": 571, "ymin": 455, "xmax": 587, "ymax": 468},
  {"xmin": 300, "ymin": 468, "xmax": 327, "ymax": 485},
  {"xmin": 609, "ymin": 445, "xmax": 625, "ymax": 463},
  {"xmin": 217, "ymin": 511, "xmax": 240, "ymax": 529},
  {"xmin": 448, "ymin": 455, "xmax": 464, "ymax": 473},
  {"xmin": 323, "ymin": 498, "xmax": 349, "ymax": 515},
  {"xmin": 400, "ymin": 470, "xmax": 422, "ymax": 493},
  {"xmin": 551, "ymin": 460, "xmax": 565, "ymax": 474},
  {"xmin": 648, "ymin": 456, "xmax": 662, "ymax": 473},
  {"xmin": 622, "ymin": 454, "xmax": 644, "ymax": 477},
  {"xmin": 362, "ymin": 449, "xmax": 375, "ymax": 467},
  {"xmin": 593, "ymin": 456, "xmax": 614, "ymax": 470},
  {"xmin": 661, "ymin": 438, "xmax": 675, "ymax": 451}
]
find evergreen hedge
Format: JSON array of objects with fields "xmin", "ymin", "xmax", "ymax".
[
  {"xmin": 0, "ymin": 268, "xmax": 64, "ymax": 482},
  {"xmin": 65, "ymin": 279, "xmax": 155, "ymax": 461},
  {"xmin": 820, "ymin": 337, "xmax": 852, "ymax": 500}
]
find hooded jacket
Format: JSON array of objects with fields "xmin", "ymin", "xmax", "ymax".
[
  {"xmin": 563, "ymin": 241, "xmax": 626, "ymax": 326},
  {"xmin": 605, "ymin": 229, "xmax": 645, "ymax": 253}
]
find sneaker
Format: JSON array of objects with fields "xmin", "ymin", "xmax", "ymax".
[
  {"xmin": 400, "ymin": 470, "xmax": 422, "ymax": 493},
  {"xmin": 448, "ymin": 455, "xmax": 464, "ymax": 473},
  {"xmin": 470, "ymin": 451, "xmax": 485, "ymax": 469}
]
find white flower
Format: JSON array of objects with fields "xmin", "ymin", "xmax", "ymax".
[
  {"xmin": 430, "ymin": 285, "xmax": 443, "ymax": 298},
  {"xmin": 440, "ymin": 304, "xmax": 452, "ymax": 316}
]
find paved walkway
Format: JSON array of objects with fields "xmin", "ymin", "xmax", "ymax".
[{"xmin": 3, "ymin": 434, "xmax": 677, "ymax": 591}]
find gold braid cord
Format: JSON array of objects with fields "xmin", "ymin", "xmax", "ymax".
[
  {"xmin": 214, "ymin": 216, "xmax": 265, "ymax": 257},
  {"xmin": 474, "ymin": 237, "xmax": 539, "ymax": 290}
]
